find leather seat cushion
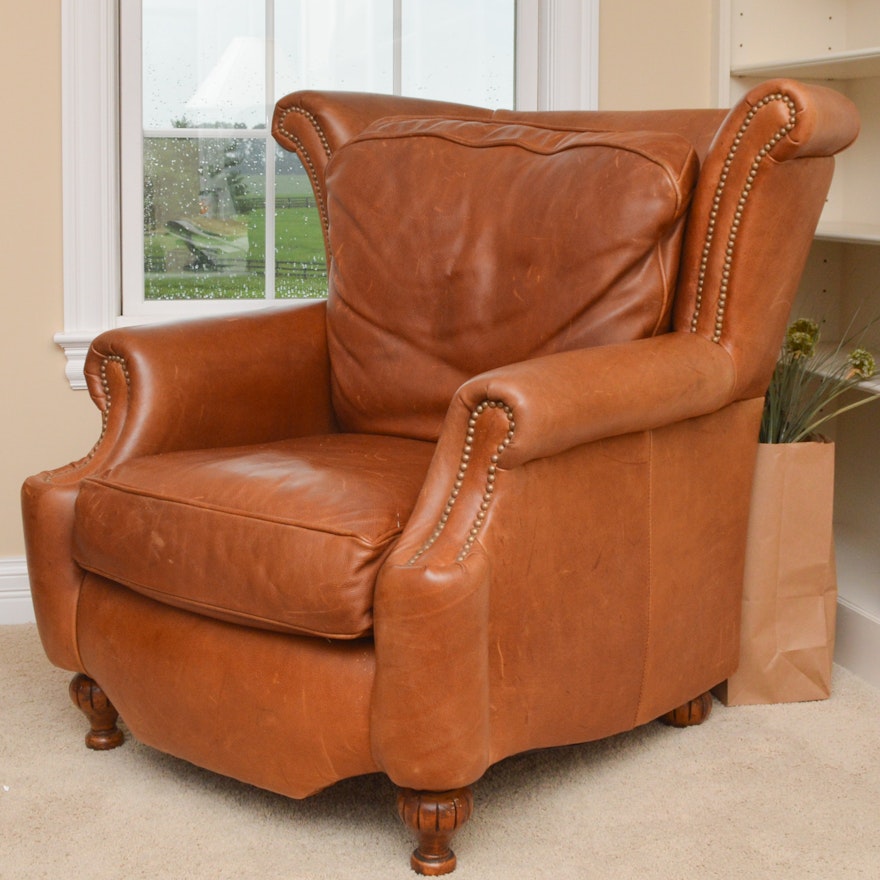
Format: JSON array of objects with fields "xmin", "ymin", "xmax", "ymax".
[{"xmin": 73, "ymin": 434, "xmax": 435, "ymax": 638}]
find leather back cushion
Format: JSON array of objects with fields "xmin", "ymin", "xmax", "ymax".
[{"xmin": 325, "ymin": 117, "xmax": 699, "ymax": 440}]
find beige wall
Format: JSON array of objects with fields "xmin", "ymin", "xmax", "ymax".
[
  {"xmin": 0, "ymin": 1, "xmax": 716, "ymax": 560},
  {"xmin": 599, "ymin": 0, "xmax": 716, "ymax": 109},
  {"xmin": 0, "ymin": 3, "xmax": 99, "ymax": 558}
]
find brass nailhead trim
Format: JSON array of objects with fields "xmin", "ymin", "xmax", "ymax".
[
  {"xmin": 96, "ymin": 354, "xmax": 130, "ymax": 439},
  {"xmin": 689, "ymin": 92, "xmax": 798, "ymax": 342},
  {"xmin": 42, "ymin": 354, "xmax": 130, "ymax": 480},
  {"xmin": 276, "ymin": 107, "xmax": 333, "ymax": 250},
  {"xmin": 277, "ymin": 106, "xmax": 332, "ymax": 159},
  {"xmin": 408, "ymin": 400, "xmax": 516, "ymax": 565}
]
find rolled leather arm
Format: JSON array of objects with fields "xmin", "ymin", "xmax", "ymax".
[
  {"xmin": 23, "ymin": 300, "xmax": 333, "ymax": 673},
  {"xmin": 458, "ymin": 331, "xmax": 736, "ymax": 469},
  {"xmin": 375, "ymin": 332, "xmax": 743, "ymax": 787},
  {"xmin": 388, "ymin": 332, "xmax": 737, "ymax": 568},
  {"xmin": 78, "ymin": 299, "xmax": 334, "ymax": 473}
]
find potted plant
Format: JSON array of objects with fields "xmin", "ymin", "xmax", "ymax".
[
  {"xmin": 717, "ymin": 318, "xmax": 877, "ymax": 706},
  {"xmin": 760, "ymin": 317, "xmax": 876, "ymax": 444}
]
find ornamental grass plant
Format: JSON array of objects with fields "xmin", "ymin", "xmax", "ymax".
[{"xmin": 760, "ymin": 317, "xmax": 878, "ymax": 444}]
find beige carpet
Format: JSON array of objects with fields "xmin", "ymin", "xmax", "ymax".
[{"xmin": 2, "ymin": 624, "xmax": 879, "ymax": 880}]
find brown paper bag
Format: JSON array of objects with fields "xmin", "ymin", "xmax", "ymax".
[{"xmin": 714, "ymin": 441, "xmax": 837, "ymax": 706}]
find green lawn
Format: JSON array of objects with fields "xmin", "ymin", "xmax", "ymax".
[{"xmin": 144, "ymin": 203, "xmax": 328, "ymax": 301}]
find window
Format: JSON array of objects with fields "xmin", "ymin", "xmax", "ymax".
[
  {"xmin": 58, "ymin": 0, "xmax": 599, "ymax": 387},
  {"xmin": 123, "ymin": 1, "xmax": 515, "ymax": 319}
]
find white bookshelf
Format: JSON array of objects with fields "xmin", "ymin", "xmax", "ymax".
[
  {"xmin": 815, "ymin": 221, "xmax": 880, "ymax": 246},
  {"xmin": 723, "ymin": 0, "xmax": 880, "ymax": 688},
  {"xmin": 731, "ymin": 46, "xmax": 880, "ymax": 80},
  {"xmin": 809, "ymin": 342, "xmax": 880, "ymax": 396}
]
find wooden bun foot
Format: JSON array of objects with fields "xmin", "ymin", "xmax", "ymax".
[
  {"xmin": 659, "ymin": 691, "xmax": 713, "ymax": 727},
  {"xmin": 397, "ymin": 786, "xmax": 473, "ymax": 875},
  {"xmin": 69, "ymin": 673, "xmax": 125, "ymax": 750}
]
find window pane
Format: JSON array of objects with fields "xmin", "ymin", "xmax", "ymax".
[
  {"xmin": 143, "ymin": 0, "xmax": 266, "ymax": 129},
  {"xmin": 128, "ymin": 0, "xmax": 517, "ymax": 316},
  {"xmin": 274, "ymin": 0, "xmax": 393, "ymax": 95},
  {"xmin": 401, "ymin": 0, "xmax": 515, "ymax": 106},
  {"xmin": 143, "ymin": 136, "xmax": 266, "ymax": 300},
  {"xmin": 274, "ymin": 144, "xmax": 328, "ymax": 299}
]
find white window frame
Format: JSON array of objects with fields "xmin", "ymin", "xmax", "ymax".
[{"xmin": 57, "ymin": 0, "xmax": 599, "ymax": 388}]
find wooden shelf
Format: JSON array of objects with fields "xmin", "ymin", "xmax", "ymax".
[
  {"xmin": 810, "ymin": 342, "xmax": 880, "ymax": 397},
  {"xmin": 728, "ymin": 3, "xmax": 880, "ymax": 684},
  {"xmin": 815, "ymin": 221, "xmax": 880, "ymax": 245},
  {"xmin": 731, "ymin": 47, "xmax": 880, "ymax": 81}
]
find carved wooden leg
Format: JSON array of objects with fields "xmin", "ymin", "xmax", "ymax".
[
  {"xmin": 397, "ymin": 786, "xmax": 474, "ymax": 876},
  {"xmin": 69, "ymin": 673, "xmax": 125, "ymax": 750},
  {"xmin": 659, "ymin": 691, "xmax": 713, "ymax": 728}
]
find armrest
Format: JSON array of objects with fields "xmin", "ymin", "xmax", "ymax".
[
  {"xmin": 373, "ymin": 332, "xmax": 743, "ymax": 789},
  {"xmin": 78, "ymin": 299, "xmax": 334, "ymax": 474},
  {"xmin": 457, "ymin": 332, "xmax": 736, "ymax": 468},
  {"xmin": 388, "ymin": 332, "xmax": 735, "ymax": 568},
  {"xmin": 23, "ymin": 299, "xmax": 333, "ymax": 670}
]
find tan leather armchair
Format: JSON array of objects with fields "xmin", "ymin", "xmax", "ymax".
[{"xmin": 22, "ymin": 80, "xmax": 858, "ymax": 874}]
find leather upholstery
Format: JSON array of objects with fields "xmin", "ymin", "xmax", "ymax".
[
  {"xmin": 77, "ymin": 574, "xmax": 381, "ymax": 797},
  {"xmin": 326, "ymin": 119, "xmax": 698, "ymax": 439},
  {"xmin": 23, "ymin": 80, "xmax": 859, "ymax": 824},
  {"xmin": 73, "ymin": 435, "xmax": 435, "ymax": 637}
]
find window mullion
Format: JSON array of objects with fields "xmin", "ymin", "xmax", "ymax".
[
  {"xmin": 264, "ymin": 0, "xmax": 276, "ymax": 299},
  {"xmin": 393, "ymin": 0, "xmax": 402, "ymax": 95}
]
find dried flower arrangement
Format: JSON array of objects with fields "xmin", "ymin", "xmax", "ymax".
[{"xmin": 760, "ymin": 317, "xmax": 877, "ymax": 443}]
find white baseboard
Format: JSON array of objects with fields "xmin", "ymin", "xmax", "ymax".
[
  {"xmin": 0, "ymin": 558, "xmax": 35, "ymax": 624},
  {"xmin": 835, "ymin": 597, "xmax": 880, "ymax": 691}
]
